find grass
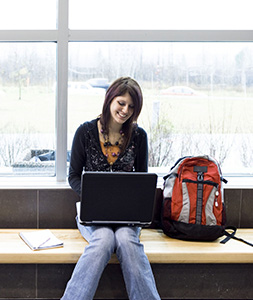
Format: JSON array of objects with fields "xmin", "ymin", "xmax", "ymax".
[
  {"xmin": 0, "ymin": 87, "xmax": 55, "ymax": 133},
  {"xmin": 140, "ymin": 94, "xmax": 253, "ymax": 135},
  {"xmin": 1, "ymin": 86, "xmax": 253, "ymax": 135}
]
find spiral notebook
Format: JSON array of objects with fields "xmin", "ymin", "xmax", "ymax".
[
  {"xmin": 77, "ymin": 171, "xmax": 157, "ymax": 226},
  {"xmin": 19, "ymin": 229, "xmax": 64, "ymax": 251}
]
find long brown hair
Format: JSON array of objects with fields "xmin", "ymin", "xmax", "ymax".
[{"xmin": 100, "ymin": 77, "xmax": 143, "ymax": 152}]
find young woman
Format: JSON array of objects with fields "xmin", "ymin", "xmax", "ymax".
[{"xmin": 61, "ymin": 77, "xmax": 161, "ymax": 300}]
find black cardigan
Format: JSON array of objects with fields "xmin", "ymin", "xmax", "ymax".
[{"xmin": 68, "ymin": 118, "xmax": 148, "ymax": 196}]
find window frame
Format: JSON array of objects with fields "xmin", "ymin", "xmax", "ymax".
[{"xmin": 0, "ymin": 0, "xmax": 252, "ymax": 182}]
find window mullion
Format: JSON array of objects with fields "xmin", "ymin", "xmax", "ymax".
[
  {"xmin": 68, "ymin": 29, "xmax": 253, "ymax": 42},
  {"xmin": 0, "ymin": 30, "xmax": 57, "ymax": 41},
  {"xmin": 56, "ymin": 0, "xmax": 69, "ymax": 181}
]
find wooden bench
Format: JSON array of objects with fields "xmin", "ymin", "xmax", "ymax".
[
  {"xmin": 1, "ymin": 228, "xmax": 253, "ymax": 264},
  {"xmin": 1, "ymin": 228, "xmax": 253, "ymax": 300}
]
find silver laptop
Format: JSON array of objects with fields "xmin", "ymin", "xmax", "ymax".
[{"xmin": 77, "ymin": 171, "xmax": 157, "ymax": 227}]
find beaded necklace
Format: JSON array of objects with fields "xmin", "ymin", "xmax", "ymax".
[{"xmin": 100, "ymin": 128, "xmax": 124, "ymax": 164}]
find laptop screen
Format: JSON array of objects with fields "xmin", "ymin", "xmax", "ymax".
[{"xmin": 79, "ymin": 172, "xmax": 157, "ymax": 226}]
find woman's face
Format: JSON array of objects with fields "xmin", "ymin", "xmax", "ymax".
[{"xmin": 109, "ymin": 92, "xmax": 134, "ymax": 126}]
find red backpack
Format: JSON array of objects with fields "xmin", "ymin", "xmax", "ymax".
[
  {"xmin": 161, "ymin": 155, "xmax": 228, "ymax": 241},
  {"xmin": 161, "ymin": 155, "xmax": 253, "ymax": 246}
]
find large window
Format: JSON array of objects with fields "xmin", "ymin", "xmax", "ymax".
[
  {"xmin": 0, "ymin": 43, "xmax": 56, "ymax": 176},
  {"xmin": 0, "ymin": 0, "xmax": 253, "ymax": 180},
  {"xmin": 68, "ymin": 42, "xmax": 253, "ymax": 175}
]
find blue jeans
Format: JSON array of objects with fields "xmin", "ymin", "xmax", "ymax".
[{"xmin": 61, "ymin": 217, "xmax": 161, "ymax": 300}]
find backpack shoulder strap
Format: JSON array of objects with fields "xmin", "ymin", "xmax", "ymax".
[{"xmin": 220, "ymin": 226, "xmax": 253, "ymax": 247}]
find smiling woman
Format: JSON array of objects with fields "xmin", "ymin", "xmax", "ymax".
[{"xmin": 62, "ymin": 77, "xmax": 160, "ymax": 300}]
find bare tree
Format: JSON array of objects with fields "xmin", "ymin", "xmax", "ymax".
[
  {"xmin": 146, "ymin": 100, "xmax": 175, "ymax": 167},
  {"xmin": 0, "ymin": 125, "xmax": 32, "ymax": 167},
  {"xmin": 240, "ymin": 134, "xmax": 253, "ymax": 169},
  {"xmin": 194, "ymin": 101, "xmax": 237, "ymax": 166}
]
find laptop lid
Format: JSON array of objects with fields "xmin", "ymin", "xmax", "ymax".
[{"xmin": 79, "ymin": 171, "xmax": 157, "ymax": 226}]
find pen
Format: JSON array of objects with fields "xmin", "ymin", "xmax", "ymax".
[{"xmin": 37, "ymin": 237, "xmax": 51, "ymax": 248}]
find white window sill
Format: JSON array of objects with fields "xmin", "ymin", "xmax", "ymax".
[
  {"xmin": 0, "ymin": 175, "xmax": 252, "ymax": 189},
  {"xmin": 0, "ymin": 177, "xmax": 70, "ymax": 189}
]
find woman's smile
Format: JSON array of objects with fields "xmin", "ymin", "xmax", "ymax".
[{"xmin": 110, "ymin": 93, "xmax": 134, "ymax": 126}]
